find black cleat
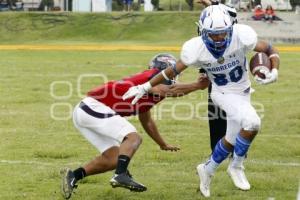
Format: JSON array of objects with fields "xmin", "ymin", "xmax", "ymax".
[
  {"xmin": 60, "ymin": 168, "xmax": 77, "ymax": 199},
  {"xmin": 110, "ymin": 171, "xmax": 147, "ymax": 192}
]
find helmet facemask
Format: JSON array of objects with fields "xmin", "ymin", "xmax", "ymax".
[
  {"xmin": 202, "ymin": 26, "xmax": 233, "ymax": 53},
  {"xmin": 198, "ymin": 5, "xmax": 233, "ymax": 58}
]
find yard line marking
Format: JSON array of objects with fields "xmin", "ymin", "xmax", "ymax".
[
  {"xmin": 0, "ymin": 45, "xmax": 299, "ymax": 52},
  {"xmin": 248, "ymin": 159, "xmax": 300, "ymax": 167},
  {"xmin": 297, "ymin": 182, "xmax": 300, "ymax": 200},
  {"xmin": 187, "ymin": 133, "xmax": 300, "ymax": 138},
  {"xmin": 1, "ymin": 129, "xmax": 299, "ymax": 139},
  {"xmin": 0, "ymin": 159, "xmax": 299, "ymax": 167},
  {"xmin": 0, "ymin": 160, "xmax": 81, "ymax": 166},
  {"xmin": 1, "ymin": 126, "xmax": 300, "ymax": 138},
  {"xmin": 0, "ymin": 160, "xmax": 54, "ymax": 166},
  {"xmin": 259, "ymin": 135, "xmax": 300, "ymax": 138}
]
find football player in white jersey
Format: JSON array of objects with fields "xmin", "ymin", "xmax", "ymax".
[
  {"xmin": 122, "ymin": 5, "xmax": 280, "ymax": 197},
  {"xmin": 197, "ymin": 0, "xmax": 237, "ymax": 152}
]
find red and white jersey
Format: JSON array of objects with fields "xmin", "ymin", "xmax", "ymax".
[{"xmin": 87, "ymin": 69, "xmax": 164, "ymax": 117}]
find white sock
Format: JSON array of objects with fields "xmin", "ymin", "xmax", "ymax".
[
  {"xmin": 231, "ymin": 152, "xmax": 245, "ymax": 168},
  {"xmin": 204, "ymin": 157, "xmax": 219, "ymax": 175}
]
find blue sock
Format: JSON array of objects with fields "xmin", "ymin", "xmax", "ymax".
[
  {"xmin": 232, "ymin": 134, "xmax": 252, "ymax": 167},
  {"xmin": 234, "ymin": 134, "xmax": 251, "ymax": 157},
  {"xmin": 205, "ymin": 140, "xmax": 230, "ymax": 175}
]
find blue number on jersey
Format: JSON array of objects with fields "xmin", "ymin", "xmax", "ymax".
[
  {"xmin": 229, "ymin": 66, "xmax": 243, "ymax": 82},
  {"xmin": 212, "ymin": 73, "xmax": 228, "ymax": 86},
  {"xmin": 212, "ymin": 66, "xmax": 243, "ymax": 86}
]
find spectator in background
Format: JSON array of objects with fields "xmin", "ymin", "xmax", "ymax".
[
  {"xmin": 186, "ymin": 0, "xmax": 194, "ymax": 10},
  {"xmin": 252, "ymin": 0, "xmax": 261, "ymax": 8},
  {"xmin": 38, "ymin": 0, "xmax": 54, "ymax": 11},
  {"xmin": 265, "ymin": 5, "xmax": 275, "ymax": 22},
  {"xmin": 13, "ymin": 0, "xmax": 23, "ymax": 11},
  {"xmin": 151, "ymin": 0, "xmax": 161, "ymax": 10},
  {"xmin": 123, "ymin": 0, "xmax": 133, "ymax": 11},
  {"xmin": 290, "ymin": 0, "xmax": 300, "ymax": 12},
  {"xmin": 0, "ymin": 0, "xmax": 10, "ymax": 11},
  {"xmin": 252, "ymin": 5, "xmax": 265, "ymax": 20}
]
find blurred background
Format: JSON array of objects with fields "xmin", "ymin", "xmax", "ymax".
[{"xmin": 0, "ymin": 0, "xmax": 297, "ymax": 12}]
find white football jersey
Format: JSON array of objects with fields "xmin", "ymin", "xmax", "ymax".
[{"xmin": 180, "ymin": 24, "xmax": 257, "ymax": 94}]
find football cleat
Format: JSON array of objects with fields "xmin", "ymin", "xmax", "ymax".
[
  {"xmin": 110, "ymin": 171, "xmax": 147, "ymax": 192},
  {"xmin": 60, "ymin": 168, "xmax": 78, "ymax": 199},
  {"xmin": 227, "ymin": 164, "xmax": 251, "ymax": 190},
  {"xmin": 196, "ymin": 164, "xmax": 213, "ymax": 198}
]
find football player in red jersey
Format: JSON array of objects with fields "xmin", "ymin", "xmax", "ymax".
[{"xmin": 60, "ymin": 53, "xmax": 209, "ymax": 199}]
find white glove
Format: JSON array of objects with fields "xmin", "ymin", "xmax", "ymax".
[
  {"xmin": 122, "ymin": 82, "xmax": 152, "ymax": 104},
  {"xmin": 255, "ymin": 68, "xmax": 278, "ymax": 85},
  {"xmin": 254, "ymin": 67, "xmax": 269, "ymax": 84}
]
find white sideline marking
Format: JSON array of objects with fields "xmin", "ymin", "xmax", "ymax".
[
  {"xmin": 259, "ymin": 134, "xmax": 300, "ymax": 138},
  {"xmin": 4, "ymin": 129, "xmax": 299, "ymax": 139},
  {"xmin": 191, "ymin": 134, "xmax": 300, "ymax": 139},
  {"xmin": 297, "ymin": 182, "xmax": 300, "ymax": 200},
  {"xmin": 0, "ymin": 160, "xmax": 81, "ymax": 166},
  {"xmin": 247, "ymin": 159, "xmax": 300, "ymax": 167},
  {"xmin": 260, "ymin": 135, "xmax": 300, "ymax": 138},
  {"xmin": 0, "ymin": 159, "xmax": 299, "ymax": 167}
]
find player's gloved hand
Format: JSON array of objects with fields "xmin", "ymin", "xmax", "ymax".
[
  {"xmin": 160, "ymin": 144, "xmax": 180, "ymax": 152},
  {"xmin": 122, "ymin": 82, "xmax": 152, "ymax": 104},
  {"xmin": 255, "ymin": 68, "xmax": 278, "ymax": 85},
  {"xmin": 254, "ymin": 67, "xmax": 269, "ymax": 84}
]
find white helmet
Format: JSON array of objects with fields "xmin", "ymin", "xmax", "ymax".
[{"xmin": 198, "ymin": 5, "xmax": 233, "ymax": 57}]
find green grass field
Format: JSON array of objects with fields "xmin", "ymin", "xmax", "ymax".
[
  {"xmin": 0, "ymin": 12, "xmax": 299, "ymax": 200},
  {"xmin": 1, "ymin": 50, "xmax": 299, "ymax": 200}
]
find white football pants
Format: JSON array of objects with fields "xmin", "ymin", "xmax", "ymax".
[
  {"xmin": 73, "ymin": 97, "xmax": 137, "ymax": 153},
  {"xmin": 211, "ymin": 91, "xmax": 261, "ymax": 145}
]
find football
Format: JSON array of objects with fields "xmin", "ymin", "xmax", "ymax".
[{"xmin": 249, "ymin": 52, "xmax": 272, "ymax": 79}]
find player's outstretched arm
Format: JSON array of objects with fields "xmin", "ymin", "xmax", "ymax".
[
  {"xmin": 254, "ymin": 41, "xmax": 280, "ymax": 85},
  {"xmin": 138, "ymin": 111, "xmax": 180, "ymax": 152},
  {"xmin": 254, "ymin": 40, "xmax": 280, "ymax": 70},
  {"xmin": 150, "ymin": 74, "xmax": 210, "ymax": 97},
  {"xmin": 122, "ymin": 60, "xmax": 188, "ymax": 104}
]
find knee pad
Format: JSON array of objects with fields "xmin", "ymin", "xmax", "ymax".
[{"xmin": 242, "ymin": 114, "xmax": 261, "ymax": 132}]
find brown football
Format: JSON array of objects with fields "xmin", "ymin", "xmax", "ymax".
[{"xmin": 249, "ymin": 52, "xmax": 272, "ymax": 79}]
